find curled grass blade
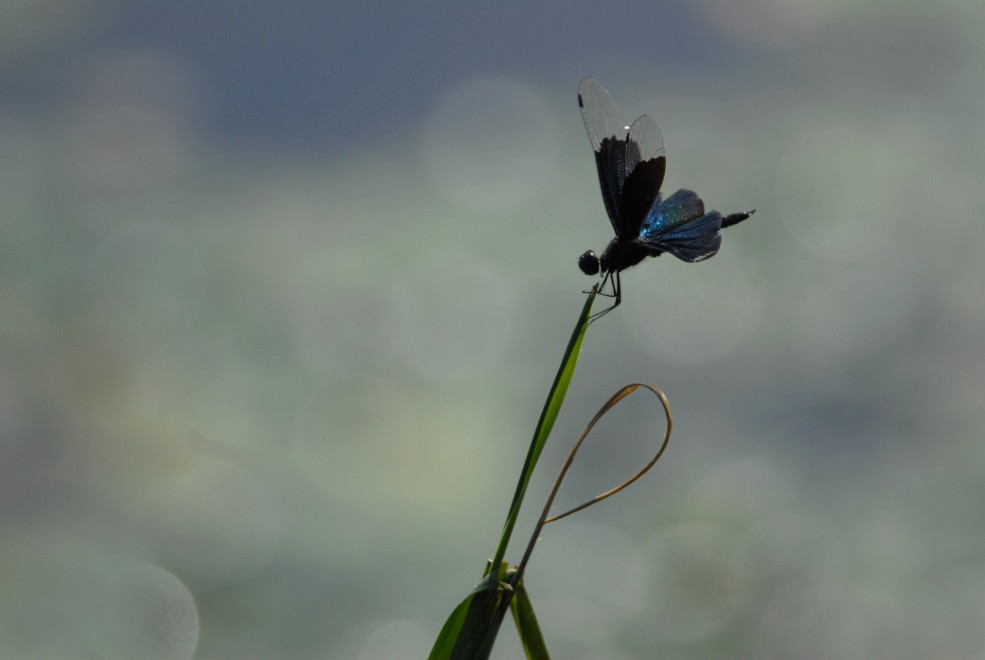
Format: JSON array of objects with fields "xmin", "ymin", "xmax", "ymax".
[
  {"xmin": 512, "ymin": 383, "xmax": 673, "ymax": 586},
  {"xmin": 545, "ymin": 384, "xmax": 672, "ymax": 523}
]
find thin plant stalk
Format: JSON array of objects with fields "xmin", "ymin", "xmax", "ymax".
[{"xmin": 428, "ymin": 288, "xmax": 596, "ymax": 660}]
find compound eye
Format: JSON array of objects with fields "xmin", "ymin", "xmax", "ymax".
[{"xmin": 578, "ymin": 250, "xmax": 600, "ymax": 276}]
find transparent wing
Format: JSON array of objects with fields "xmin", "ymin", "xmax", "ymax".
[
  {"xmin": 579, "ymin": 76, "xmax": 630, "ymax": 234},
  {"xmin": 619, "ymin": 114, "xmax": 667, "ymax": 236},
  {"xmin": 578, "ymin": 76, "xmax": 629, "ymax": 153},
  {"xmin": 625, "ymin": 114, "xmax": 665, "ymax": 180}
]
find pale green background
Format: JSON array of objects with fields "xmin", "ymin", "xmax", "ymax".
[{"xmin": 2, "ymin": 1, "xmax": 984, "ymax": 658}]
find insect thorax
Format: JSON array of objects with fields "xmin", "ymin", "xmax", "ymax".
[{"xmin": 600, "ymin": 237, "xmax": 650, "ymax": 273}]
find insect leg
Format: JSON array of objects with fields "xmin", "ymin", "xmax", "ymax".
[{"xmin": 588, "ymin": 271, "xmax": 620, "ymax": 323}]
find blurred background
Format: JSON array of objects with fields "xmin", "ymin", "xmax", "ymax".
[{"xmin": 2, "ymin": 1, "xmax": 983, "ymax": 658}]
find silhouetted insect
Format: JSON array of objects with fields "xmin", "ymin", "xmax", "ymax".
[{"xmin": 577, "ymin": 76, "xmax": 754, "ymax": 318}]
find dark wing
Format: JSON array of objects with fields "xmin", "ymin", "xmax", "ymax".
[
  {"xmin": 578, "ymin": 76, "xmax": 630, "ymax": 235},
  {"xmin": 639, "ymin": 189, "xmax": 723, "ymax": 262},
  {"xmin": 619, "ymin": 114, "xmax": 666, "ymax": 237}
]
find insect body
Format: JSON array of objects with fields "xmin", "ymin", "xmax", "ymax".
[{"xmin": 577, "ymin": 76, "xmax": 754, "ymax": 316}]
